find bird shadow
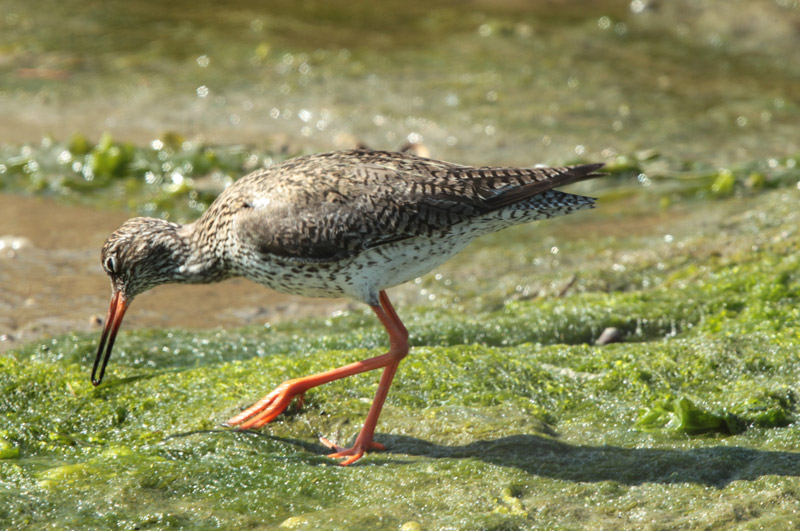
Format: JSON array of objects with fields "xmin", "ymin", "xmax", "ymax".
[
  {"xmin": 162, "ymin": 424, "xmax": 800, "ymax": 487},
  {"xmin": 379, "ymin": 433, "xmax": 800, "ymax": 487},
  {"xmin": 236, "ymin": 430, "xmax": 800, "ymax": 487}
]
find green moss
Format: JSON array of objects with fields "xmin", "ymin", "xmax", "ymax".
[
  {"xmin": 3, "ymin": 170, "xmax": 800, "ymax": 528},
  {"xmin": 2, "ymin": 136, "xmax": 800, "ymax": 226},
  {"xmin": 0, "ymin": 135, "xmax": 292, "ymax": 222},
  {"xmin": 711, "ymin": 169, "xmax": 736, "ymax": 197},
  {"xmin": 0, "ymin": 439, "xmax": 19, "ymax": 459},
  {"xmin": 635, "ymin": 397, "xmax": 745, "ymax": 435}
]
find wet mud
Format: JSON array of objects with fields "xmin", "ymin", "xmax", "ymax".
[{"xmin": 0, "ymin": 194, "xmax": 347, "ymax": 351}]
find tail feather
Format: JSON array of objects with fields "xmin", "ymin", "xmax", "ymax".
[{"xmin": 483, "ymin": 163, "xmax": 604, "ymax": 210}]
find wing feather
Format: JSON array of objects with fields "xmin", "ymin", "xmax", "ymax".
[{"xmin": 230, "ymin": 150, "xmax": 603, "ymax": 262}]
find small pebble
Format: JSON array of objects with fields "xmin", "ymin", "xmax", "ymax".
[
  {"xmin": 0, "ymin": 235, "xmax": 33, "ymax": 258},
  {"xmin": 278, "ymin": 515, "xmax": 309, "ymax": 528},
  {"xmin": 596, "ymin": 327, "xmax": 622, "ymax": 345}
]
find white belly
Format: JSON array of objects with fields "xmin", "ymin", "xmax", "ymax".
[{"xmin": 235, "ymin": 198, "xmax": 590, "ymax": 306}]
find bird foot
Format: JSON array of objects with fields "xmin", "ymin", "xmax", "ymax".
[
  {"xmin": 225, "ymin": 380, "xmax": 306, "ymax": 429},
  {"xmin": 319, "ymin": 436, "xmax": 386, "ymax": 466}
]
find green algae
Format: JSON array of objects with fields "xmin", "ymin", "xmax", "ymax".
[
  {"xmin": 0, "ymin": 438, "xmax": 19, "ymax": 459},
  {"xmin": 2, "ymin": 135, "xmax": 798, "ymax": 228},
  {"xmin": 0, "ymin": 134, "xmax": 292, "ymax": 222},
  {"xmin": 3, "ymin": 172, "xmax": 800, "ymax": 529}
]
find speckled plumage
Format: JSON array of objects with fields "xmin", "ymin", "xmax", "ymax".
[
  {"xmin": 94, "ymin": 148, "xmax": 604, "ymax": 464},
  {"xmin": 102, "ymin": 149, "xmax": 602, "ymax": 303}
]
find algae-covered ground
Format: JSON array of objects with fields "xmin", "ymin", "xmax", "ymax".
[{"xmin": 1, "ymin": 139, "xmax": 799, "ymax": 529}]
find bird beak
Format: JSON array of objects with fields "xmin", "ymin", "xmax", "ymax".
[{"xmin": 92, "ymin": 290, "xmax": 130, "ymax": 386}]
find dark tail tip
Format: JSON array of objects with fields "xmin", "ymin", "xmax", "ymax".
[{"xmin": 577, "ymin": 162, "xmax": 606, "ymax": 176}]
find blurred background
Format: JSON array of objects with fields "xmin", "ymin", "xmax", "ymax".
[
  {"xmin": 1, "ymin": 0, "xmax": 798, "ymax": 162},
  {"xmin": 1, "ymin": 0, "xmax": 799, "ymax": 347}
]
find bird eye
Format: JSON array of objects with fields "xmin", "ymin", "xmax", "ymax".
[{"xmin": 105, "ymin": 256, "xmax": 117, "ymax": 274}]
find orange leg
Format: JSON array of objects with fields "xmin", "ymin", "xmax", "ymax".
[
  {"xmin": 225, "ymin": 290, "xmax": 409, "ymax": 465},
  {"xmin": 380, "ymin": 290, "xmax": 408, "ymax": 338}
]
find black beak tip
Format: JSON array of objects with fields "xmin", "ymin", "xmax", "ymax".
[{"xmin": 91, "ymin": 378, "xmax": 102, "ymax": 387}]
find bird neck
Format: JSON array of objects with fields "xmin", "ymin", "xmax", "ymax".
[{"xmin": 173, "ymin": 221, "xmax": 229, "ymax": 285}]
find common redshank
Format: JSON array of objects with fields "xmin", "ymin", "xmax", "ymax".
[{"xmin": 93, "ymin": 148, "xmax": 604, "ymax": 465}]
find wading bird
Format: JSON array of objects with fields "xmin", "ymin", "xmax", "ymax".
[{"xmin": 93, "ymin": 148, "xmax": 603, "ymax": 465}]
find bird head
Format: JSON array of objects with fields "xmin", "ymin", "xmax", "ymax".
[{"xmin": 92, "ymin": 217, "xmax": 186, "ymax": 386}]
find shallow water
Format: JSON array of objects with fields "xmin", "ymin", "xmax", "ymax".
[{"xmin": 1, "ymin": 0, "xmax": 798, "ymax": 165}]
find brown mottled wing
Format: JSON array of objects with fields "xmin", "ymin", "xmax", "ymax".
[{"xmin": 233, "ymin": 150, "xmax": 603, "ymax": 262}]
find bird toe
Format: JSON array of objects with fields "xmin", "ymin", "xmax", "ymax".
[{"xmin": 320, "ymin": 436, "xmax": 386, "ymax": 465}]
